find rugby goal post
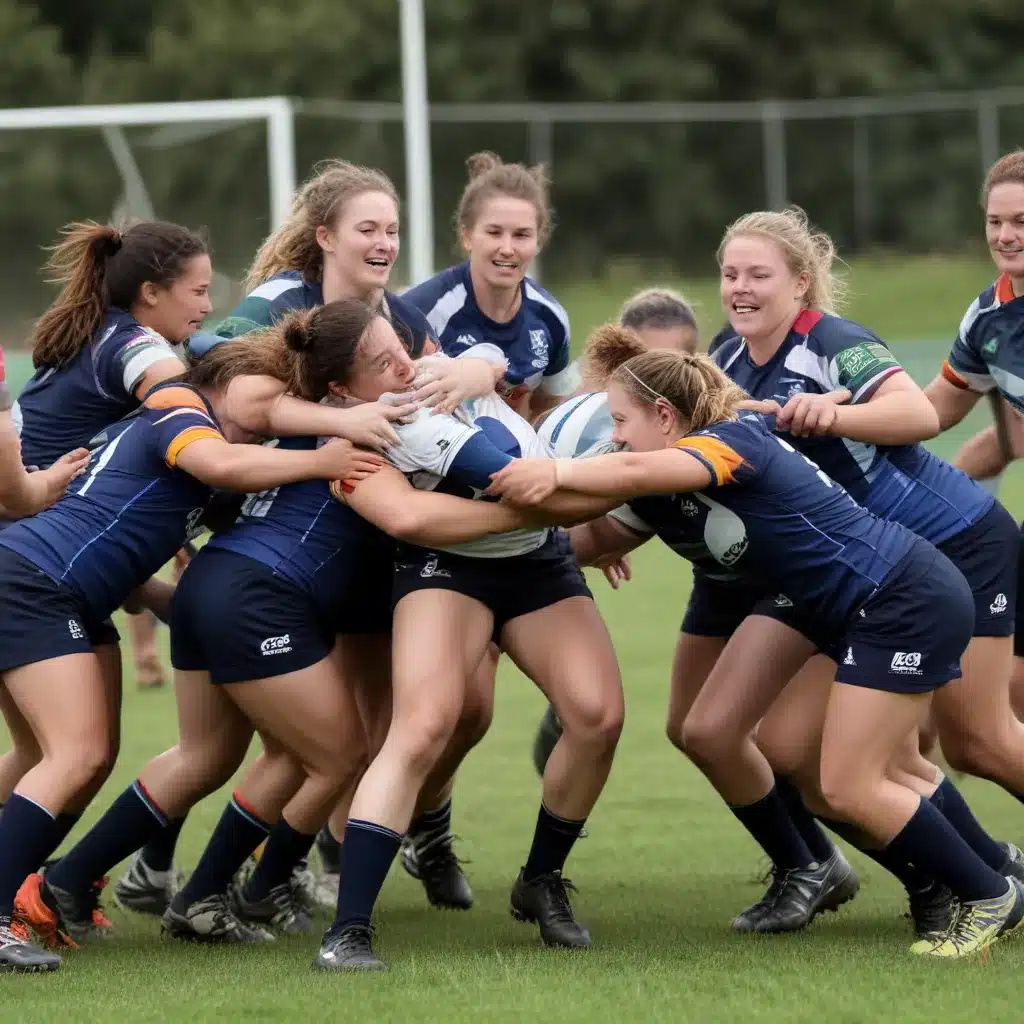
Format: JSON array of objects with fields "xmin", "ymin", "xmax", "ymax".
[{"xmin": 0, "ymin": 96, "xmax": 297, "ymax": 231}]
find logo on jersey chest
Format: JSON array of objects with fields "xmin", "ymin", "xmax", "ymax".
[
  {"xmin": 982, "ymin": 336, "xmax": 1000, "ymax": 356},
  {"xmin": 679, "ymin": 498, "xmax": 700, "ymax": 517},
  {"xmin": 529, "ymin": 329, "xmax": 549, "ymax": 368},
  {"xmin": 455, "ymin": 334, "xmax": 477, "ymax": 349},
  {"xmin": 774, "ymin": 377, "xmax": 805, "ymax": 401}
]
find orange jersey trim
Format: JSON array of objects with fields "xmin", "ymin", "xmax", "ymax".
[
  {"xmin": 995, "ymin": 273, "xmax": 1015, "ymax": 305},
  {"xmin": 165, "ymin": 426, "xmax": 224, "ymax": 467},
  {"xmin": 145, "ymin": 386, "xmax": 208, "ymax": 412},
  {"xmin": 941, "ymin": 360, "xmax": 970, "ymax": 389},
  {"xmin": 328, "ymin": 479, "xmax": 357, "ymax": 503},
  {"xmin": 672, "ymin": 435, "xmax": 744, "ymax": 484}
]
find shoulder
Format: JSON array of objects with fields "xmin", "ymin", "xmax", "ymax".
[
  {"xmin": 523, "ymin": 278, "xmax": 570, "ymax": 340},
  {"xmin": 402, "ymin": 265, "xmax": 470, "ymax": 337},
  {"xmin": 142, "ymin": 382, "xmax": 211, "ymax": 415},
  {"xmin": 707, "ymin": 323, "xmax": 738, "ymax": 358},
  {"xmin": 385, "ymin": 290, "xmax": 433, "ymax": 335},
  {"xmin": 957, "ymin": 277, "xmax": 1007, "ymax": 342}
]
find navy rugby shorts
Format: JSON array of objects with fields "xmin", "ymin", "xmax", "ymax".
[
  {"xmin": 936, "ymin": 501, "xmax": 1016, "ymax": 638},
  {"xmin": 832, "ymin": 540, "xmax": 974, "ymax": 694},
  {"xmin": 392, "ymin": 530, "xmax": 592, "ymax": 642},
  {"xmin": 171, "ymin": 547, "xmax": 391, "ymax": 684},
  {"xmin": 0, "ymin": 547, "xmax": 120, "ymax": 672}
]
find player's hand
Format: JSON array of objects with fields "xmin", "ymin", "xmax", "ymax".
[
  {"xmin": 596, "ymin": 553, "xmax": 632, "ymax": 589},
  {"xmin": 412, "ymin": 356, "xmax": 506, "ymax": 415},
  {"xmin": 776, "ymin": 391, "xmax": 849, "ymax": 436},
  {"xmin": 28, "ymin": 447, "xmax": 91, "ymax": 512},
  {"xmin": 317, "ymin": 438, "xmax": 387, "ymax": 482},
  {"xmin": 330, "ymin": 400, "xmax": 420, "ymax": 452},
  {"xmin": 486, "ymin": 458, "xmax": 559, "ymax": 505},
  {"xmin": 736, "ymin": 398, "xmax": 783, "ymax": 418}
]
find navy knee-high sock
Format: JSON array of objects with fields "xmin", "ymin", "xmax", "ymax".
[
  {"xmin": 887, "ymin": 797, "xmax": 1007, "ymax": 903},
  {"xmin": 243, "ymin": 817, "xmax": 316, "ymax": 902},
  {"xmin": 0, "ymin": 794, "xmax": 64, "ymax": 921},
  {"xmin": 929, "ymin": 777, "xmax": 1007, "ymax": 871},
  {"xmin": 729, "ymin": 786, "xmax": 814, "ymax": 871},
  {"xmin": 140, "ymin": 815, "xmax": 185, "ymax": 873},
  {"xmin": 774, "ymin": 776, "xmax": 834, "ymax": 863},
  {"xmin": 331, "ymin": 820, "xmax": 402, "ymax": 931},
  {"xmin": 817, "ymin": 815, "xmax": 933, "ymax": 893},
  {"xmin": 176, "ymin": 795, "xmax": 271, "ymax": 906},
  {"xmin": 47, "ymin": 782, "xmax": 169, "ymax": 894}
]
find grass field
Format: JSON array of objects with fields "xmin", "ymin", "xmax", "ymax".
[{"xmin": 5, "ymin": 256, "xmax": 1024, "ymax": 1022}]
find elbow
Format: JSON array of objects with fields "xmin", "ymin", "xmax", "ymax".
[
  {"xmin": 912, "ymin": 401, "xmax": 941, "ymax": 442},
  {"xmin": 380, "ymin": 505, "xmax": 428, "ymax": 544}
]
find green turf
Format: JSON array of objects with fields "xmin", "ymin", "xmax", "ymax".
[{"xmin": 5, "ymin": 255, "xmax": 1024, "ymax": 1020}]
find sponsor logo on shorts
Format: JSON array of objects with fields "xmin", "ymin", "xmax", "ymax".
[
  {"xmin": 991, "ymin": 592, "xmax": 1008, "ymax": 615},
  {"xmin": 719, "ymin": 539, "xmax": 748, "ymax": 566},
  {"xmin": 773, "ymin": 594, "xmax": 793, "ymax": 608},
  {"xmin": 890, "ymin": 651, "xmax": 922, "ymax": 675},
  {"xmin": 260, "ymin": 634, "xmax": 292, "ymax": 656},
  {"xmin": 843, "ymin": 647, "xmax": 856, "ymax": 666},
  {"xmin": 68, "ymin": 619, "xmax": 84, "ymax": 639},
  {"xmin": 420, "ymin": 555, "xmax": 451, "ymax": 579}
]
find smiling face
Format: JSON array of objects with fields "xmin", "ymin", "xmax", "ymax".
[
  {"xmin": 461, "ymin": 195, "xmax": 540, "ymax": 292},
  {"xmin": 317, "ymin": 190, "xmax": 400, "ymax": 300},
  {"xmin": 607, "ymin": 380, "xmax": 687, "ymax": 452},
  {"xmin": 986, "ymin": 182, "xmax": 1024, "ymax": 283},
  {"xmin": 135, "ymin": 253, "xmax": 213, "ymax": 343},
  {"xmin": 328, "ymin": 315, "xmax": 416, "ymax": 403},
  {"xmin": 719, "ymin": 234, "xmax": 809, "ymax": 344}
]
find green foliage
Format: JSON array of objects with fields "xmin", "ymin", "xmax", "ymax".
[{"xmin": 3, "ymin": 0, "xmax": 1024, "ymax": 311}]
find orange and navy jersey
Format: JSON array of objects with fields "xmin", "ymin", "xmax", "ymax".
[
  {"xmin": 0, "ymin": 382, "xmax": 220, "ymax": 618},
  {"xmin": 714, "ymin": 309, "xmax": 992, "ymax": 546},
  {"xmin": 943, "ymin": 273, "xmax": 1024, "ymax": 412},
  {"xmin": 14, "ymin": 308, "xmax": 179, "ymax": 470},
  {"xmin": 612, "ymin": 417, "xmax": 917, "ymax": 632},
  {"xmin": 207, "ymin": 435, "xmax": 394, "ymax": 596}
]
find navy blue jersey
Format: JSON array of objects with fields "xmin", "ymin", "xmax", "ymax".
[
  {"xmin": 943, "ymin": 273, "xmax": 1024, "ymax": 415},
  {"xmin": 13, "ymin": 308, "xmax": 179, "ymax": 469},
  {"xmin": 0, "ymin": 383, "xmax": 221, "ymax": 619},
  {"xmin": 614, "ymin": 417, "xmax": 916, "ymax": 632},
  {"xmin": 403, "ymin": 262, "xmax": 578, "ymax": 405},
  {"xmin": 207, "ymin": 435, "xmax": 394, "ymax": 596},
  {"xmin": 210, "ymin": 270, "xmax": 436, "ymax": 358},
  {"xmin": 714, "ymin": 309, "xmax": 993, "ymax": 545}
]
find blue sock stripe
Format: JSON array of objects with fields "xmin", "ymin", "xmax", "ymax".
[
  {"xmin": 229, "ymin": 798, "xmax": 271, "ymax": 834},
  {"xmin": 131, "ymin": 781, "xmax": 170, "ymax": 828},
  {"xmin": 349, "ymin": 819, "xmax": 403, "ymax": 842}
]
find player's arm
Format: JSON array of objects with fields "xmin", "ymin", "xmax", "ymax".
[
  {"xmin": 174, "ymin": 435, "xmax": 383, "ymax": 493},
  {"xmin": 338, "ymin": 463, "xmax": 532, "ymax": 546},
  {"xmin": 221, "ymin": 374, "xmax": 418, "ymax": 453},
  {"xmin": 0, "ymin": 406, "xmax": 89, "ymax": 517},
  {"xmin": 828, "ymin": 372, "xmax": 940, "ymax": 444},
  {"xmin": 923, "ymin": 372, "xmax": 983, "ymax": 431},
  {"xmin": 568, "ymin": 512, "xmax": 650, "ymax": 566},
  {"xmin": 487, "ymin": 445, "xmax": 722, "ymax": 505}
]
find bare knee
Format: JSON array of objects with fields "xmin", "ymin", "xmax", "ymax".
[
  {"xmin": 455, "ymin": 683, "xmax": 494, "ymax": 749},
  {"xmin": 559, "ymin": 689, "xmax": 623, "ymax": 752},
  {"xmin": 388, "ymin": 706, "xmax": 462, "ymax": 779},
  {"xmin": 55, "ymin": 738, "xmax": 115, "ymax": 796},
  {"xmin": 680, "ymin": 708, "xmax": 745, "ymax": 767}
]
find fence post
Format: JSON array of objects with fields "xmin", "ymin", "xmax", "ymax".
[
  {"xmin": 852, "ymin": 115, "xmax": 873, "ymax": 249},
  {"xmin": 528, "ymin": 118, "xmax": 553, "ymax": 282},
  {"xmin": 977, "ymin": 99, "xmax": 1000, "ymax": 180},
  {"xmin": 761, "ymin": 101, "xmax": 788, "ymax": 210}
]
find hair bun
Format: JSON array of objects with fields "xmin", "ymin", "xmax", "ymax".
[
  {"xmin": 283, "ymin": 314, "xmax": 314, "ymax": 353},
  {"xmin": 466, "ymin": 151, "xmax": 502, "ymax": 181}
]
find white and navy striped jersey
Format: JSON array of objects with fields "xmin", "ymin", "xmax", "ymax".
[
  {"xmin": 385, "ymin": 344, "xmax": 552, "ymax": 559},
  {"xmin": 403, "ymin": 262, "xmax": 578, "ymax": 406}
]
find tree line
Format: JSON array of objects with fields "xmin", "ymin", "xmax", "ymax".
[{"xmin": 2, "ymin": 0, "xmax": 1023, "ymax": 318}]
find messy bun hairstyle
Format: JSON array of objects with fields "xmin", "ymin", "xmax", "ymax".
[{"xmin": 456, "ymin": 151, "xmax": 553, "ymax": 247}]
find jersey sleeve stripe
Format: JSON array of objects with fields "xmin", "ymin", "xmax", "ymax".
[
  {"xmin": 942, "ymin": 359, "xmax": 993, "ymax": 392},
  {"xmin": 849, "ymin": 364, "xmax": 903, "ymax": 403},
  {"xmin": 145, "ymin": 386, "xmax": 209, "ymax": 412},
  {"xmin": 123, "ymin": 344, "xmax": 178, "ymax": 396},
  {"xmin": 165, "ymin": 426, "xmax": 225, "ymax": 467},
  {"xmin": 672, "ymin": 435, "xmax": 744, "ymax": 485}
]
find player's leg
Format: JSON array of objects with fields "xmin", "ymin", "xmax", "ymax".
[
  {"xmin": 316, "ymin": 587, "xmax": 493, "ymax": 972},
  {"xmin": 128, "ymin": 610, "xmax": 165, "ymax": 690},
  {"xmin": 31, "ymin": 667, "xmax": 251, "ymax": 942},
  {"xmin": 500, "ymin": 593, "xmax": 623, "ymax": 950},
  {"xmin": 1, "ymin": 652, "xmax": 113, "ymax": 969},
  {"xmin": 402, "ymin": 641, "xmax": 497, "ymax": 911},
  {"xmin": 0, "ymin": 683, "xmax": 42, "ymax": 806},
  {"xmin": 216, "ymin": 656, "xmax": 367, "ymax": 937},
  {"xmin": 824, "ymin": 545, "xmax": 1024, "ymax": 958}
]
